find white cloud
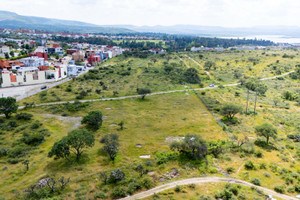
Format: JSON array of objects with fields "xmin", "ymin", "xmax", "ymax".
[{"xmin": 0, "ymin": 0, "xmax": 299, "ymax": 27}]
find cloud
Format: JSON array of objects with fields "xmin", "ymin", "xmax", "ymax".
[{"xmin": 0, "ymin": 0, "xmax": 299, "ymax": 27}]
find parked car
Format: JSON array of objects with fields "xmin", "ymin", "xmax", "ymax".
[
  {"xmin": 41, "ymin": 85, "xmax": 47, "ymax": 90},
  {"xmin": 209, "ymin": 84, "xmax": 215, "ymax": 87}
]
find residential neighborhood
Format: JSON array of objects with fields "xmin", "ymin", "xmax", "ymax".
[{"xmin": 0, "ymin": 39, "xmax": 124, "ymax": 87}]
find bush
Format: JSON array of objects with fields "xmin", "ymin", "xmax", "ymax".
[
  {"xmin": 22, "ymin": 132, "xmax": 45, "ymax": 146},
  {"xmin": 8, "ymin": 120, "xmax": 18, "ymax": 128},
  {"xmin": 0, "ymin": 147, "xmax": 10, "ymax": 157},
  {"xmin": 254, "ymin": 151, "xmax": 263, "ymax": 158},
  {"xmin": 31, "ymin": 120, "xmax": 42, "ymax": 129},
  {"xmin": 94, "ymin": 191, "xmax": 107, "ymax": 199},
  {"xmin": 142, "ymin": 177, "xmax": 154, "ymax": 189},
  {"xmin": 109, "ymin": 169, "xmax": 125, "ymax": 183},
  {"xmin": 274, "ymin": 186, "xmax": 285, "ymax": 193},
  {"xmin": 8, "ymin": 145, "xmax": 28, "ymax": 158},
  {"xmin": 111, "ymin": 186, "xmax": 127, "ymax": 198},
  {"xmin": 259, "ymin": 163, "xmax": 267, "ymax": 169},
  {"xmin": 16, "ymin": 113, "xmax": 33, "ymax": 121},
  {"xmin": 226, "ymin": 167, "xmax": 235, "ymax": 174},
  {"xmin": 251, "ymin": 178, "xmax": 261, "ymax": 186},
  {"xmin": 174, "ymin": 185, "xmax": 181, "ymax": 192},
  {"xmin": 244, "ymin": 161, "xmax": 256, "ymax": 170}
]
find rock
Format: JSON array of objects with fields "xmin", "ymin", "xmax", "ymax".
[
  {"xmin": 139, "ymin": 155, "xmax": 150, "ymax": 159},
  {"xmin": 136, "ymin": 144, "xmax": 142, "ymax": 148},
  {"xmin": 105, "ymin": 107, "xmax": 111, "ymax": 110},
  {"xmin": 159, "ymin": 178, "xmax": 165, "ymax": 182}
]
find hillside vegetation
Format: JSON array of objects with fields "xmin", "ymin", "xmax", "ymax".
[{"xmin": 0, "ymin": 49, "xmax": 299, "ymax": 200}]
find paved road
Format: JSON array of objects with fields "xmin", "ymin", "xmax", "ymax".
[
  {"xmin": 20, "ymin": 70, "xmax": 295, "ymax": 109},
  {"xmin": 0, "ymin": 67, "xmax": 94, "ymax": 101},
  {"xmin": 119, "ymin": 177, "xmax": 298, "ymax": 200},
  {"xmin": 16, "ymin": 67, "xmax": 94, "ymax": 101}
]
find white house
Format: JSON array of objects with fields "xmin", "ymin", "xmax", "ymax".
[
  {"xmin": 0, "ymin": 45, "xmax": 10, "ymax": 58},
  {"xmin": 19, "ymin": 56, "xmax": 45, "ymax": 68}
]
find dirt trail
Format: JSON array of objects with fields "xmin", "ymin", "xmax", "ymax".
[
  {"xmin": 119, "ymin": 177, "xmax": 298, "ymax": 200},
  {"xmin": 18, "ymin": 70, "xmax": 295, "ymax": 109}
]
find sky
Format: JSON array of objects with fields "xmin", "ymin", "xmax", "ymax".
[{"xmin": 0, "ymin": 0, "xmax": 299, "ymax": 27}]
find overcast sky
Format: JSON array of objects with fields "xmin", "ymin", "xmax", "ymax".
[{"xmin": 0, "ymin": 0, "xmax": 299, "ymax": 27}]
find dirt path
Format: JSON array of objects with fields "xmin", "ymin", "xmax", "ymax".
[
  {"xmin": 184, "ymin": 54, "xmax": 210, "ymax": 76},
  {"xmin": 18, "ymin": 70, "xmax": 295, "ymax": 109},
  {"xmin": 119, "ymin": 177, "xmax": 298, "ymax": 200}
]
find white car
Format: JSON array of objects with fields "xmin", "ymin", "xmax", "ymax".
[{"xmin": 209, "ymin": 84, "xmax": 215, "ymax": 87}]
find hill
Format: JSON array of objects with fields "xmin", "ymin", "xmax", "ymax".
[
  {"xmin": 0, "ymin": 10, "xmax": 134, "ymax": 34},
  {"xmin": 109, "ymin": 24, "xmax": 300, "ymax": 37}
]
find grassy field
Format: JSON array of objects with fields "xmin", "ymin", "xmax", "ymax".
[
  {"xmin": 0, "ymin": 49, "xmax": 299, "ymax": 199},
  {"xmin": 0, "ymin": 92, "xmax": 225, "ymax": 199}
]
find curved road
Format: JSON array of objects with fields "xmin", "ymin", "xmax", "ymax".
[
  {"xmin": 119, "ymin": 177, "xmax": 298, "ymax": 200},
  {"xmin": 19, "ymin": 70, "xmax": 295, "ymax": 109}
]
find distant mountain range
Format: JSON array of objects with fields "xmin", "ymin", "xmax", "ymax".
[
  {"xmin": 1, "ymin": 10, "xmax": 300, "ymax": 38},
  {"xmin": 107, "ymin": 24, "xmax": 300, "ymax": 37},
  {"xmin": 0, "ymin": 11, "xmax": 134, "ymax": 34}
]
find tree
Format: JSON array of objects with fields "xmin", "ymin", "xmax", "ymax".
[
  {"xmin": 137, "ymin": 88, "xmax": 151, "ymax": 100},
  {"xmin": 10, "ymin": 51, "xmax": 14, "ymax": 57},
  {"xmin": 81, "ymin": 111, "xmax": 103, "ymax": 131},
  {"xmin": 255, "ymin": 123, "xmax": 277, "ymax": 145},
  {"xmin": 135, "ymin": 164, "xmax": 148, "ymax": 177},
  {"xmin": 170, "ymin": 134, "xmax": 208, "ymax": 160},
  {"xmin": 67, "ymin": 129, "xmax": 95, "ymax": 161},
  {"xmin": 48, "ymin": 137, "xmax": 71, "ymax": 161},
  {"xmin": 0, "ymin": 97, "xmax": 18, "ymax": 118},
  {"xmin": 204, "ymin": 61, "xmax": 216, "ymax": 70},
  {"xmin": 208, "ymin": 140, "xmax": 225, "ymax": 158},
  {"xmin": 5, "ymin": 52, "xmax": 9, "ymax": 59},
  {"xmin": 100, "ymin": 134, "xmax": 120, "ymax": 161},
  {"xmin": 220, "ymin": 103, "xmax": 242, "ymax": 120},
  {"xmin": 22, "ymin": 159, "xmax": 29, "ymax": 171},
  {"xmin": 245, "ymin": 78, "xmax": 268, "ymax": 113},
  {"xmin": 48, "ymin": 129, "xmax": 95, "ymax": 161},
  {"xmin": 184, "ymin": 68, "xmax": 201, "ymax": 83},
  {"xmin": 99, "ymin": 171, "xmax": 109, "ymax": 184}
]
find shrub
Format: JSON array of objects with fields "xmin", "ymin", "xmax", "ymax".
[
  {"xmin": 16, "ymin": 113, "xmax": 33, "ymax": 120},
  {"xmin": 174, "ymin": 185, "xmax": 181, "ymax": 192},
  {"xmin": 31, "ymin": 120, "xmax": 42, "ymax": 129},
  {"xmin": 254, "ymin": 151, "xmax": 263, "ymax": 158},
  {"xmin": 251, "ymin": 178, "xmax": 261, "ymax": 186},
  {"xmin": 259, "ymin": 163, "xmax": 267, "ymax": 169},
  {"xmin": 111, "ymin": 186, "xmax": 127, "ymax": 198},
  {"xmin": 0, "ymin": 147, "xmax": 10, "ymax": 157},
  {"xmin": 263, "ymin": 172, "xmax": 271, "ymax": 178},
  {"xmin": 226, "ymin": 167, "xmax": 235, "ymax": 174},
  {"xmin": 22, "ymin": 132, "xmax": 45, "ymax": 146},
  {"xmin": 94, "ymin": 191, "xmax": 107, "ymax": 199},
  {"xmin": 8, "ymin": 120, "xmax": 18, "ymax": 128},
  {"xmin": 109, "ymin": 169, "xmax": 125, "ymax": 183},
  {"xmin": 244, "ymin": 161, "xmax": 256, "ymax": 170},
  {"xmin": 274, "ymin": 186, "xmax": 285, "ymax": 193},
  {"xmin": 188, "ymin": 184, "xmax": 196, "ymax": 189},
  {"xmin": 142, "ymin": 177, "xmax": 154, "ymax": 189},
  {"xmin": 8, "ymin": 145, "xmax": 28, "ymax": 158}
]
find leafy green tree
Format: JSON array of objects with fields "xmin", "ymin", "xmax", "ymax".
[
  {"xmin": 81, "ymin": 111, "xmax": 103, "ymax": 131},
  {"xmin": 204, "ymin": 61, "xmax": 216, "ymax": 70},
  {"xmin": 184, "ymin": 68, "xmax": 201, "ymax": 83},
  {"xmin": 48, "ymin": 137, "xmax": 71, "ymax": 161},
  {"xmin": 255, "ymin": 123, "xmax": 277, "ymax": 145},
  {"xmin": 170, "ymin": 134, "xmax": 208, "ymax": 160},
  {"xmin": 5, "ymin": 52, "xmax": 9, "ymax": 59},
  {"xmin": 9, "ymin": 51, "xmax": 14, "ymax": 57},
  {"xmin": 220, "ymin": 103, "xmax": 242, "ymax": 120},
  {"xmin": 100, "ymin": 134, "xmax": 120, "ymax": 161},
  {"xmin": 137, "ymin": 88, "xmax": 151, "ymax": 100},
  {"xmin": 67, "ymin": 129, "xmax": 95, "ymax": 161},
  {"xmin": 0, "ymin": 97, "xmax": 18, "ymax": 118},
  {"xmin": 48, "ymin": 129, "xmax": 95, "ymax": 161}
]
